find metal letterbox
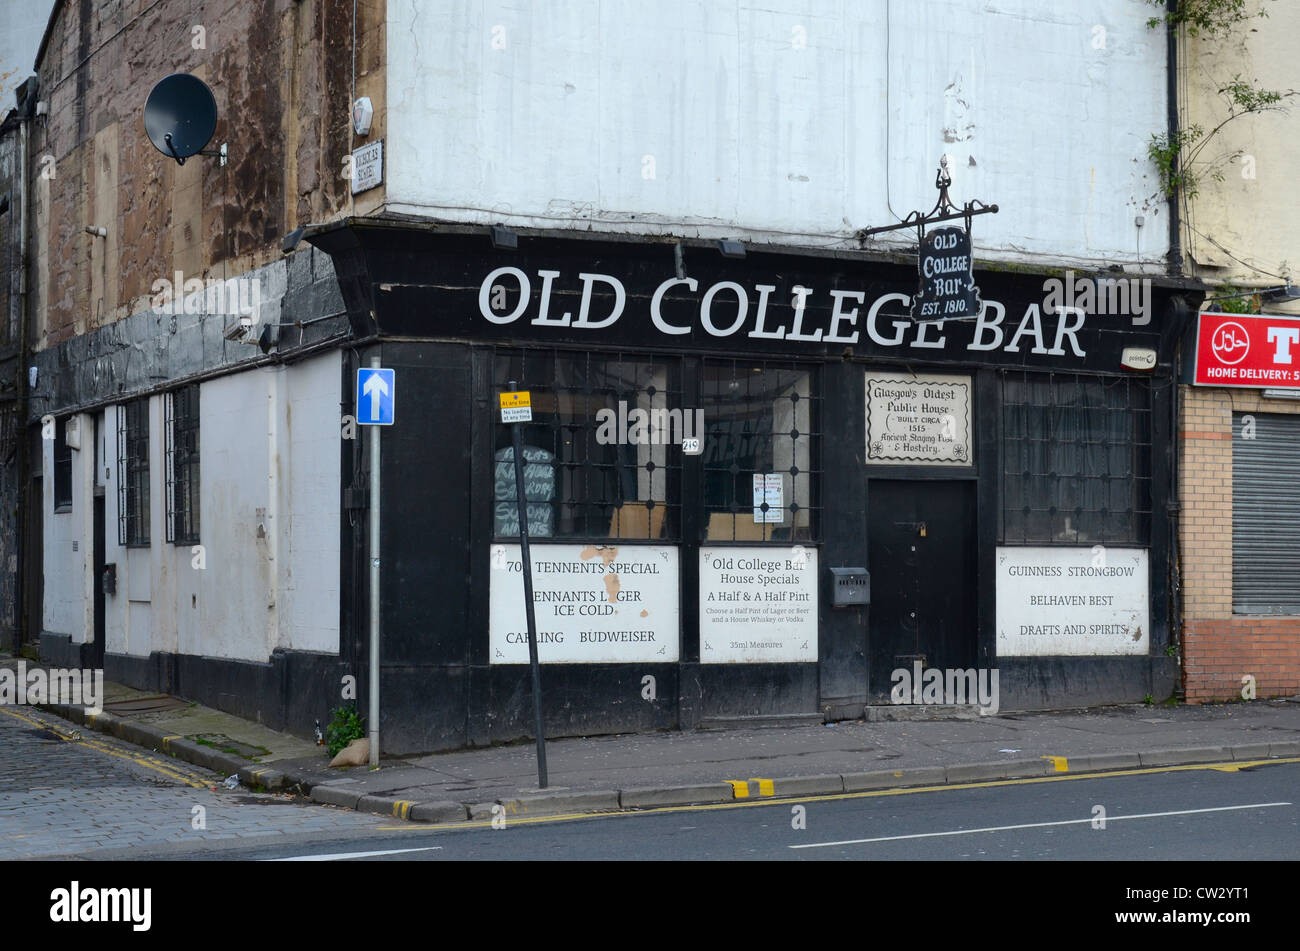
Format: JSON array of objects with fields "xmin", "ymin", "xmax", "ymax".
[{"xmin": 830, "ymin": 566, "xmax": 869, "ymax": 606}]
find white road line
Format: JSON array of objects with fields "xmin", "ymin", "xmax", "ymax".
[
  {"xmin": 790, "ymin": 802, "xmax": 1293, "ymax": 850},
  {"xmin": 266, "ymin": 846, "xmax": 444, "ymax": 861}
]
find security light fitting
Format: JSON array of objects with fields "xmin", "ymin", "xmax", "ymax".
[{"xmin": 490, "ymin": 224, "xmax": 518, "ymax": 251}]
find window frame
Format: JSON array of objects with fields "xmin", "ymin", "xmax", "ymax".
[
  {"xmin": 491, "ymin": 348, "xmax": 686, "ymax": 543},
  {"xmin": 53, "ymin": 416, "xmax": 73, "ymax": 513},
  {"xmin": 698, "ymin": 358, "xmax": 822, "ymax": 544},
  {"xmin": 117, "ymin": 398, "xmax": 151, "ymax": 548},
  {"xmin": 998, "ymin": 370, "xmax": 1152, "ymax": 547},
  {"xmin": 489, "ymin": 346, "xmax": 823, "ymax": 547},
  {"xmin": 166, "ymin": 385, "xmax": 201, "ymax": 546}
]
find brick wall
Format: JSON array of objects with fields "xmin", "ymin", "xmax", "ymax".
[{"xmin": 1179, "ymin": 385, "xmax": 1300, "ymax": 701}]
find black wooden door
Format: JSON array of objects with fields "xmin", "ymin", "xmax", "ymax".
[{"xmin": 867, "ymin": 480, "xmax": 976, "ymax": 700}]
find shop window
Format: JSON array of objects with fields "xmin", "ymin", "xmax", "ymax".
[
  {"xmin": 1000, "ymin": 372, "xmax": 1150, "ymax": 545},
  {"xmin": 493, "ymin": 350, "xmax": 681, "ymax": 540},
  {"xmin": 701, "ymin": 361, "xmax": 819, "ymax": 542},
  {"xmin": 1232, "ymin": 412, "xmax": 1300, "ymax": 614},
  {"xmin": 166, "ymin": 385, "xmax": 200, "ymax": 545},
  {"xmin": 53, "ymin": 417, "xmax": 72, "ymax": 511},
  {"xmin": 117, "ymin": 398, "xmax": 150, "ymax": 547}
]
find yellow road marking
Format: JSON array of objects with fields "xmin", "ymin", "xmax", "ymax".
[
  {"xmin": 0, "ymin": 706, "xmax": 210, "ymax": 789},
  {"xmin": 726, "ymin": 780, "xmax": 749, "ymax": 798},
  {"xmin": 1042, "ymin": 755, "xmax": 1069, "ymax": 772},
  {"xmin": 372, "ymin": 756, "xmax": 1300, "ymax": 833},
  {"xmin": 750, "ymin": 778, "xmax": 775, "ymax": 796}
]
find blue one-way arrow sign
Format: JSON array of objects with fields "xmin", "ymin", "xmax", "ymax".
[{"xmin": 356, "ymin": 368, "xmax": 395, "ymax": 425}]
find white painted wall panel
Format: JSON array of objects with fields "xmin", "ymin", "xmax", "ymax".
[
  {"xmin": 387, "ymin": 0, "xmax": 1168, "ymax": 267},
  {"xmin": 190, "ymin": 369, "xmax": 276, "ymax": 660},
  {"xmin": 280, "ymin": 352, "xmax": 341, "ymax": 655},
  {"xmin": 42, "ymin": 413, "xmax": 92, "ymax": 641}
]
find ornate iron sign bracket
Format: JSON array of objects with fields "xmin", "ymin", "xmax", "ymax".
[{"xmin": 856, "ymin": 156, "xmax": 999, "ymax": 244}]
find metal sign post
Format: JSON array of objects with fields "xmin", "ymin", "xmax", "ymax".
[
  {"xmin": 501, "ymin": 383, "xmax": 548, "ymax": 789},
  {"xmin": 356, "ymin": 360, "xmax": 395, "ymax": 768}
]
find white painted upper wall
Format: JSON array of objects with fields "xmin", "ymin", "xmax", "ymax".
[{"xmin": 386, "ymin": 0, "xmax": 1169, "ymax": 268}]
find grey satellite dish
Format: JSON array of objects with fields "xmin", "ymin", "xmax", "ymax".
[{"xmin": 143, "ymin": 73, "xmax": 218, "ymax": 166}]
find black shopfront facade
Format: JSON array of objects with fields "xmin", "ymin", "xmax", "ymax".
[{"xmin": 311, "ymin": 221, "xmax": 1183, "ymax": 753}]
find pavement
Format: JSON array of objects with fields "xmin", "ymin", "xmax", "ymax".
[{"xmin": 6, "ymin": 656, "xmax": 1300, "ymax": 825}]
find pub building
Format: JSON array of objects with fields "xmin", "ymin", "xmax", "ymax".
[{"xmin": 308, "ymin": 219, "xmax": 1188, "ymax": 752}]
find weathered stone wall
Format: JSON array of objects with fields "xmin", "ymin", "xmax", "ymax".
[
  {"xmin": 1, "ymin": 114, "xmax": 22, "ymax": 649},
  {"xmin": 28, "ymin": 0, "xmax": 376, "ymax": 366}
]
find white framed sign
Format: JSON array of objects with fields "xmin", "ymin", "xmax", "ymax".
[
  {"xmin": 350, "ymin": 139, "xmax": 383, "ymax": 194},
  {"xmin": 996, "ymin": 546, "xmax": 1149, "ymax": 656},
  {"xmin": 866, "ymin": 371, "xmax": 972, "ymax": 466},
  {"xmin": 490, "ymin": 544, "xmax": 678, "ymax": 663},
  {"xmin": 699, "ymin": 546, "xmax": 817, "ymax": 663}
]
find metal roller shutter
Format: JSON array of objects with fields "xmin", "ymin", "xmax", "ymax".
[{"xmin": 1233, "ymin": 412, "xmax": 1300, "ymax": 614}]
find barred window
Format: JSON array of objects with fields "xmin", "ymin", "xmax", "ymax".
[
  {"xmin": 118, "ymin": 398, "xmax": 150, "ymax": 547},
  {"xmin": 701, "ymin": 361, "xmax": 820, "ymax": 542},
  {"xmin": 493, "ymin": 350, "xmax": 681, "ymax": 540},
  {"xmin": 166, "ymin": 385, "xmax": 200, "ymax": 545},
  {"xmin": 53, "ymin": 416, "xmax": 73, "ymax": 511},
  {"xmin": 1000, "ymin": 372, "xmax": 1151, "ymax": 545}
]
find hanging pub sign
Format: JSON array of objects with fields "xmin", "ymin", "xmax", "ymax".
[
  {"xmin": 911, "ymin": 226, "xmax": 981, "ymax": 322},
  {"xmin": 859, "ymin": 156, "xmax": 997, "ymax": 325}
]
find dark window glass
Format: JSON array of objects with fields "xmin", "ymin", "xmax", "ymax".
[
  {"xmin": 166, "ymin": 385, "xmax": 200, "ymax": 545},
  {"xmin": 53, "ymin": 417, "xmax": 72, "ymax": 511},
  {"xmin": 1001, "ymin": 372, "xmax": 1150, "ymax": 545},
  {"xmin": 493, "ymin": 350, "xmax": 682, "ymax": 540},
  {"xmin": 700, "ymin": 361, "xmax": 820, "ymax": 542},
  {"xmin": 490, "ymin": 349, "xmax": 822, "ymax": 546},
  {"xmin": 118, "ymin": 399, "xmax": 150, "ymax": 547}
]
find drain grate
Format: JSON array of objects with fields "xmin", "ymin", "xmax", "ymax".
[
  {"xmin": 102, "ymin": 695, "xmax": 192, "ymax": 715},
  {"xmin": 190, "ymin": 734, "xmax": 270, "ymax": 759}
]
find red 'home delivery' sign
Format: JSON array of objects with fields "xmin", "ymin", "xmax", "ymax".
[{"xmin": 1193, "ymin": 312, "xmax": 1300, "ymax": 388}]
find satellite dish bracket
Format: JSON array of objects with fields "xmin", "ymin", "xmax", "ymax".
[{"xmin": 164, "ymin": 135, "xmax": 227, "ymax": 167}]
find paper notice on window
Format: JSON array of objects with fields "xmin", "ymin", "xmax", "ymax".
[{"xmin": 752, "ymin": 473, "xmax": 784, "ymax": 523}]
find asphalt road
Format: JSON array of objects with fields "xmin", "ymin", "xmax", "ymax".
[
  {"xmin": 4, "ymin": 701, "xmax": 1296, "ymax": 862},
  {"xmin": 178, "ymin": 759, "xmax": 1299, "ymax": 861}
]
